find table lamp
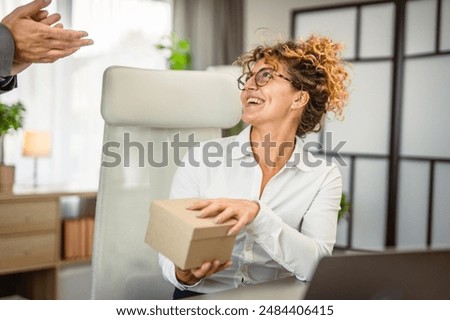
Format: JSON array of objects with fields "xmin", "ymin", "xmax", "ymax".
[{"xmin": 22, "ymin": 131, "xmax": 51, "ymax": 187}]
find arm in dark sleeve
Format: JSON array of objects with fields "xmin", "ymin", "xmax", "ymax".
[
  {"xmin": 0, "ymin": 23, "xmax": 17, "ymax": 94},
  {"xmin": 0, "ymin": 75, "xmax": 17, "ymax": 94},
  {"xmin": 0, "ymin": 23, "xmax": 15, "ymax": 76}
]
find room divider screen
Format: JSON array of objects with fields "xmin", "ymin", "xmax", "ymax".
[{"xmin": 292, "ymin": 0, "xmax": 450, "ymax": 250}]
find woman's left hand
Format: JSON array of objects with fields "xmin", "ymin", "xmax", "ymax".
[{"xmin": 188, "ymin": 199, "xmax": 260, "ymax": 236}]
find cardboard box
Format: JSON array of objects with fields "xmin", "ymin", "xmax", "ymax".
[{"xmin": 145, "ymin": 198, "xmax": 237, "ymax": 270}]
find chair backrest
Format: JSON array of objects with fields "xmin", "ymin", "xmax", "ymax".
[{"xmin": 91, "ymin": 66, "xmax": 241, "ymax": 299}]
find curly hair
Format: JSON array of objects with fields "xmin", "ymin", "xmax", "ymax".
[{"xmin": 235, "ymin": 35, "xmax": 350, "ymax": 137}]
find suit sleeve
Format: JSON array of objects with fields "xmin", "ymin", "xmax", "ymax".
[
  {"xmin": 0, "ymin": 23, "xmax": 15, "ymax": 76},
  {"xmin": 0, "ymin": 23, "xmax": 17, "ymax": 94}
]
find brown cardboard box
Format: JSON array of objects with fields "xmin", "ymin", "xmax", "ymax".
[{"xmin": 145, "ymin": 198, "xmax": 237, "ymax": 270}]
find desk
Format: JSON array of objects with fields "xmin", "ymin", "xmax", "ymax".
[
  {"xmin": 185, "ymin": 276, "xmax": 309, "ymax": 300},
  {"xmin": 183, "ymin": 249, "xmax": 362, "ymax": 300}
]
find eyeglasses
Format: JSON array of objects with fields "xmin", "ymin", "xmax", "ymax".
[{"xmin": 237, "ymin": 67, "xmax": 297, "ymax": 90}]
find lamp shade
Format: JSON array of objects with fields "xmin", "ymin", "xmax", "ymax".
[{"xmin": 22, "ymin": 131, "xmax": 51, "ymax": 157}]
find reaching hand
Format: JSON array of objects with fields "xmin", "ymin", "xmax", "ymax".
[
  {"xmin": 188, "ymin": 198, "xmax": 260, "ymax": 236},
  {"xmin": 1, "ymin": 0, "xmax": 94, "ymax": 75}
]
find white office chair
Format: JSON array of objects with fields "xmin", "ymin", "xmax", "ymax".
[{"xmin": 91, "ymin": 66, "xmax": 241, "ymax": 299}]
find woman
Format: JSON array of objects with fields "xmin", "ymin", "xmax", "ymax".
[{"xmin": 159, "ymin": 35, "xmax": 349, "ymax": 298}]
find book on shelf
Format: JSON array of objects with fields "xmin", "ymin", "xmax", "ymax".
[
  {"xmin": 86, "ymin": 217, "xmax": 94, "ymax": 257},
  {"xmin": 63, "ymin": 217, "xmax": 95, "ymax": 260}
]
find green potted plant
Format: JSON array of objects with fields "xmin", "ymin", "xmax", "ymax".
[
  {"xmin": 0, "ymin": 101, "xmax": 25, "ymax": 193},
  {"xmin": 155, "ymin": 32, "xmax": 192, "ymax": 70},
  {"xmin": 338, "ymin": 192, "xmax": 350, "ymax": 221}
]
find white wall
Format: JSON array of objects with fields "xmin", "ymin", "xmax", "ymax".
[{"xmin": 244, "ymin": 0, "xmax": 373, "ymax": 50}]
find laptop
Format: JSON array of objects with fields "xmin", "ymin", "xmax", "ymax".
[{"xmin": 304, "ymin": 249, "xmax": 450, "ymax": 299}]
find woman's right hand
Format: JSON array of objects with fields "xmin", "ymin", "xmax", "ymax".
[{"xmin": 175, "ymin": 260, "xmax": 232, "ymax": 285}]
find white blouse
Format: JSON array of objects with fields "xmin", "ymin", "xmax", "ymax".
[{"xmin": 159, "ymin": 126, "xmax": 342, "ymax": 294}]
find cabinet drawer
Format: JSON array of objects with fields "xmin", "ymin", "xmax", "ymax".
[
  {"xmin": 0, "ymin": 233, "xmax": 57, "ymax": 271},
  {"xmin": 0, "ymin": 201, "xmax": 58, "ymax": 235}
]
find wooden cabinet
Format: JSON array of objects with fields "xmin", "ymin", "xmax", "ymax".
[
  {"xmin": 0, "ymin": 189, "xmax": 96, "ymax": 299},
  {"xmin": 0, "ymin": 199, "xmax": 59, "ymax": 273}
]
